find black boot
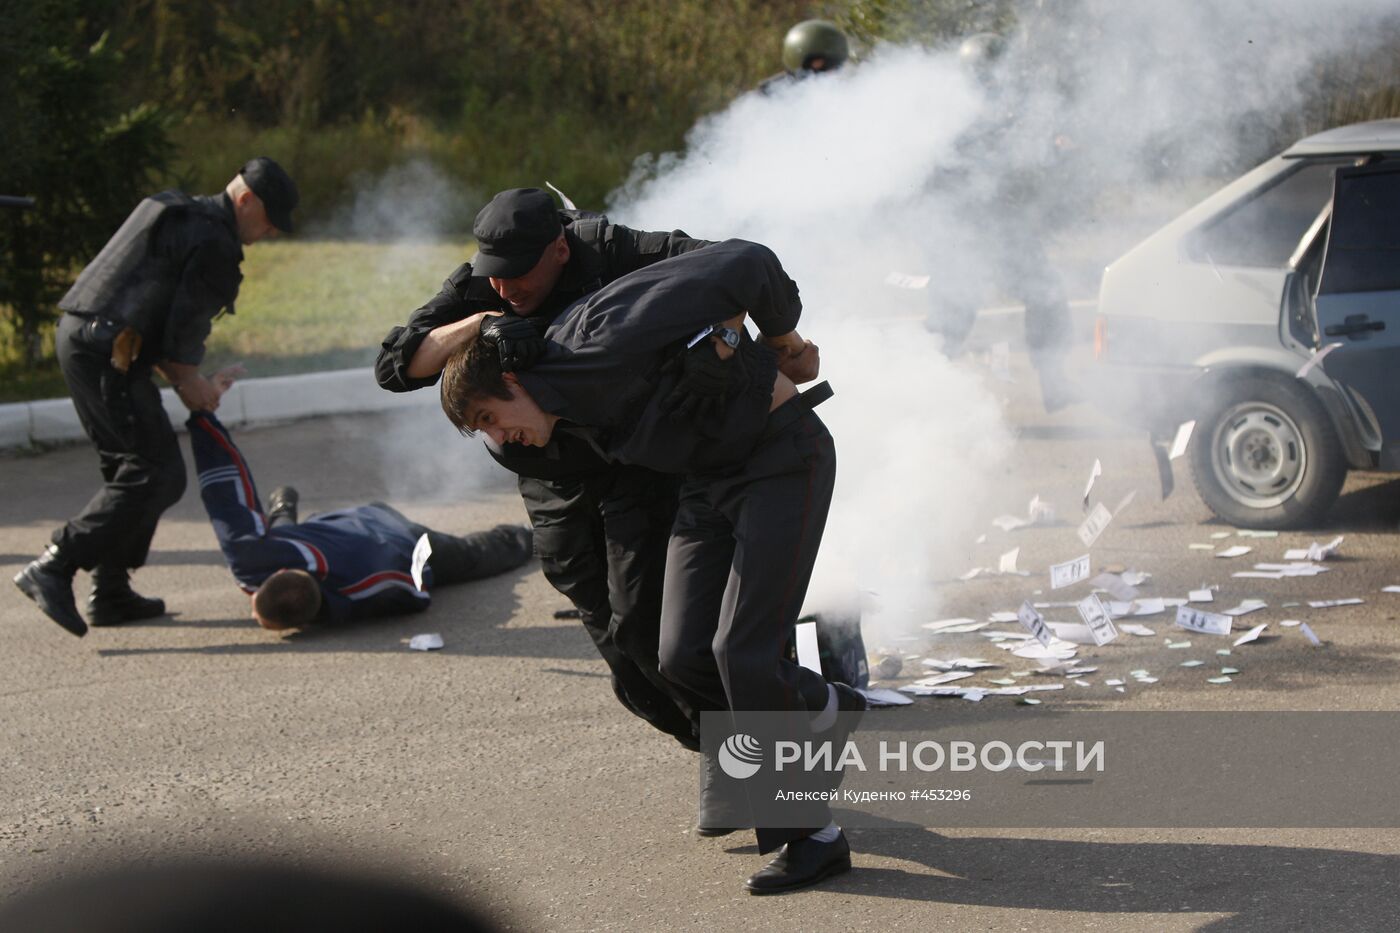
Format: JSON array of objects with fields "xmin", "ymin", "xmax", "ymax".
[
  {"xmin": 14, "ymin": 544, "xmax": 87, "ymax": 637},
  {"xmin": 87, "ymin": 566, "xmax": 166, "ymax": 627},
  {"xmin": 266, "ymin": 485, "xmax": 300, "ymax": 527}
]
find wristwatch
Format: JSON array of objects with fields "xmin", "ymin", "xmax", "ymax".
[{"xmin": 712, "ymin": 326, "xmax": 742, "ymax": 350}]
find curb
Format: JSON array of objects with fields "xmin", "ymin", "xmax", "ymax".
[{"xmin": 0, "ymin": 367, "xmax": 431, "ymax": 450}]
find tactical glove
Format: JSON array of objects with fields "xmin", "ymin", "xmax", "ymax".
[
  {"xmin": 480, "ymin": 314, "xmax": 545, "ymax": 371},
  {"xmin": 662, "ymin": 341, "xmax": 744, "ymax": 423}
]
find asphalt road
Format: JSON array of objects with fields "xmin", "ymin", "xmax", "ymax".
[{"xmin": 4, "ymin": 351, "xmax": 1400, "ymax": 931}]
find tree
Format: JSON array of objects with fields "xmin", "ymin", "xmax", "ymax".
[{"xmin": 0, "ymin": 2, "xmax": 171, "ymax": 366}]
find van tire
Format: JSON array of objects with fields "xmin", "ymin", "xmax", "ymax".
[{"xmin": 1188, "ymin": 372, "xmax": 1346, "ymax": 529}]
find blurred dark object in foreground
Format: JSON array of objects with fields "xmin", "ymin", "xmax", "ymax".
[
  {"xmin": 0, "ymin": 859, "xmax": 498, "ymax": 932},
  {"xmin": 0, "ymin": 195, "xmax": 35, "ymax": 209}
]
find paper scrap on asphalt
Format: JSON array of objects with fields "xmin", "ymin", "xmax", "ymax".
[
  {"xmin": 1189, "ymin": 543, "xmax": 1216, "ymax": 550},
  {"xmin": 1207, "ymin": 676, "xmax": 1233, "ymax": 684},
  {"xmin": 988, "ymin": 677, "xmax": 1017, "ymax": 686},
  {"xmin": 1130, "ymin": 598, "xmax": 1169, "ymax": 616},
  {"xmin": 1254, "ymin": 562, "xmax": 1329, "ymax": 577},
  {"xmin": 1012, "ymin": 642, "xmax": 1078, "ymax": 660},
  {"xmin": 1215, "ymin": 546, "xmax": 1253, "ymax": 558},
  {"xmin": 1297, "ymin": 341, "xmax": 1343, "ymax": 378},
  {"xmin": 1217, "ymin": 649, "xmax": 1232, "ymax": 656},
  {"xmin": 987, "ymin": 610, "xmax": 1021, "ymax": 623},
  {"xmin": 1168, "ymin": 420, "xmax": 1195, "ymax": 459},
  {"xmin": 1137, "ymin": 676, "xmax": 1160, "ymax": 684},
  {"xmin": 408, "ymin": 633, "xmax": 444, "ymax": 651},
  {"xmin": 1180, "ymin": 659, "xmax": 1204, "ymax": 667},
  {"xmin": 1118, "ymin": 623, "xmax": 1157, "ymax": 636},
  {"xmin": 1046, "ymin": 622, "xmax": 1098, "ymax": 645},
  {"xmin": 993, "ymin": 514, "xmax": 1031, "ymax": 532},
  {"xmin": 1078, "ymin": 502, "xmax": 1115, "ymax": 547},
  {"xmin": 1028, "ymin": 495, "xmax": 1056, "ymax": 524},
  {"xmin": 1051, "ymin": 554, "xmax": 1092, "ymax": 589},
  {"xmin": 1224, "ymin": 599, "xmax": 1268, "ymax": 617},
  {"xmin": 1066, "ymin": 666, "xmax": 1098, "ymax": 675},
  {"xmin": 885, "ymin": 271, "xmax": 931, "ymax": 289},
  {"xmin": 1121, "ymin": 570, "xmax": 1151, "ymax": 587},
  {"xmin": 913, "ymin": 670, "xmax": 978, "ymax": 687},
  {"xmin": 1077, "ymin": 594, "xmax": 1119, "ymax": 645},
  {"xmin": 1211, "ymin": 531, "xmax": 1232, "ymax": 539},
  {"xmin": 795, "ymin": 621, "xmax": 822, "ymax": 676},
  {"xmin": 999, "ymin": 547, "xmax": 1021, "ymax": 574},
  {"xmin": 1105, "ymin": 678, "xmax": 1125, "ymax": 686},
  {"xmin": 1307, "ymin": 598, "xmax": 1364, "ymax": 609},
  {"xmin": 991, "ymin": 341, "xmax": 1013, "ymax": 383},
  {"xmin": 1233, "ymin": 623, "xmax": 1269, "ymax": 646},
  {"xmin": 1091, "ymin": 572, "xmax": 1139, "ymax": 602},
  {"xmin": 1284, "ymin": 536, "xmax": 1344, "ymax": 562},
  {"xmin": 923, "ymin": 618, "xmax": 979, "ymax": 633},
  {"xmin": 857, "ymin": 686, "xmax": 914, "ymax": 707},
  {"xmin": 1384, "ymin": 586, "xmax": 1400, "ymax": 594},
  {"xmin": 923, "ymin": 657, "xmax": 1000, "ymax": 671},
  {"xmin": 1017, "ymin": 601, "xmax": 1054, "ymax": 648},
  {"xmin": 1019, "ymin": 697, "xmax": 1042, "ymax": 705},
  {"xmin": 1281, "ymin": 619, "xmax": 1302, "ymax": 627},
  {"xmin": 1083, "ymin": 458, "xmax": 1102, "ymax": 510},
  {"xmin": 1167, "ymin": 640, "xmax": 1192, "ymax": 649},
  {"xmin": 1299, "ymin": 622, "xmax": 1322, "ymax": 646},
  {"xmin": 1189, "ymin": 588, "xmax": 1215, "ymax": 603},
  {"xmin": 411, "ymin": 533, "xmax": 433, "ymax": 592},
  {"xmin": 1176, "ymin": 605, "xmax": 1233, "ymax": 636},
  {"xmin": 1221, "ymin": 667, "xmax": 1240, "ymax": 675}
]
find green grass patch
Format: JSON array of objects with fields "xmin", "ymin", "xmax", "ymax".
[{"xmin": 0, "ymin": 237, "xmax": 474, "ymax": 403}]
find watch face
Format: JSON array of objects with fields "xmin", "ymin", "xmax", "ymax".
[{"xmin": 716, "ymin": 326, "xmax": 741, "ymax": 349}]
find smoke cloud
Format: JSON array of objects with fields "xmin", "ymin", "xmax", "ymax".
[{"xmin": 606, "ymin": 0, "xmax": 1399, "ymax": 634}]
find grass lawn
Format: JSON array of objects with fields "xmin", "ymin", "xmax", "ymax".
[{"xmin": 1, "ymin": 238, "xmax": 473, "ymax": 403}]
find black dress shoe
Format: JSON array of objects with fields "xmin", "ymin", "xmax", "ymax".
[
  {"xmin": 266, "ymin": 485, "xmax": 300, "ymax": 527},
  {"xmin": 87, "ymin": 586, "xmax": 166, "ymax": 626},
  {"xmin": 695, "ymin": 751, "xmax": 748, "ymax": 837},
  {"xmin": 745, "ymin": 831, "xmax": 851, "ymax": 895},
  {"xmin": 13, "ymin": 545, "xmax": 86, "ymax": 637}
]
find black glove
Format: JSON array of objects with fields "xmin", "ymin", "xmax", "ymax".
[
  {"xmin": 662, "ymin": 341, "xmax": 744, "ymax": 423},
  {"xmin": 480, "ymin": 314, "xmax": 545, "ymax": 372}
]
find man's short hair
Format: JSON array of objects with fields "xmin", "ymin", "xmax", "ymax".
[
  {"xmin": 252, "ymin": 569, "xmax": 322, "ymax": 629},
  {"xmin": 440, "ymin": 337, "xmax": 512, "ymax": 436}
]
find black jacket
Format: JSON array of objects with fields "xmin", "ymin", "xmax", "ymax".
[
  {"xmin": 59, "ymin": 191, "xmax": 242, "ymax": 367},
  {"xmin": 375, "ymin": 211, "xmax": 711, "ymax": 478}
]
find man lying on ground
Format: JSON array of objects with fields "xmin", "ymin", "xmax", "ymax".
[{"xmin": 189, "ymin": 411, "xmax": 532, "ymax": 629}]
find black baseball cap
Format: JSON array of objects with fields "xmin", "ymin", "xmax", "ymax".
[
  {"xmin": 239, "ymin": 157, "xmax": 298, "ymax": 233},
  {"xmin": 471, "ymin": 188, "xmax": 563, "ymax": 278}
]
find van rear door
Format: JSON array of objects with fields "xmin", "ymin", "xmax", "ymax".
[{"xmin": 1313, "ymin": 161, "xmax": 1400, "ymax": 466}]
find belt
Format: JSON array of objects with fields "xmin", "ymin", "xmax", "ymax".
[{"xmin": 760, "ymin": 380, "xmax": 833, "ymax": 442}]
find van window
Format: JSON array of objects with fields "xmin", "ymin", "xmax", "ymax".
[
  {"xmin": 1319, "ymin": 162, "xmax": 1400, "ymax": 294},
  {"xmin": 1185, "ymin": 159, "xmax": 1350, "ymax": 267}
]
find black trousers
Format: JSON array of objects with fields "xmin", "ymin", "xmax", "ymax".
[
  {"xmin": 52, "ymin": 313, "xmax": 187, "ymax": 571},
  {"xmin": 365, "ymin": 502, "xmax": 531, "ymax": 585},
  {"xmin": 519, "ymin": 467, "xmax": 699, "ymax": 749},
  {"xmin": 657, "ymin": 402, "xmax": 838, "ymax": 852}
]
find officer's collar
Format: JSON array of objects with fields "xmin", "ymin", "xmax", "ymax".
[{"xmin": 554, "ymin": 227, "xmax": 604, "ymax": 295}]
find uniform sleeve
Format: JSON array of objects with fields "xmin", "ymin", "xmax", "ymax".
[
  {"xmin": 187, "ymin": 412, "xmax": 309, "ymax": 590},
  {"xmin": 602, "ymin": 224, "xmax": 714, "ymax": 276},
  {"xmin": 163, "ymin": 219, "xmax": 242, "ymax": 365},
  {"xmin": 374, "ymin": 262, "xmax": 477, "ymax": 392}
]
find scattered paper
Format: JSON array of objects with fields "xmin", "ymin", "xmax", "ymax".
[
  {"xmin": 1083, "ymin": 458, "xmax": 1103, "ymax": 510},
  {"xmin": 1091, "ymin": 572, "xmax": 1139, "ymax": 602},
  {"xmin": 992, "ymin": 515, "xmax": 1031, "ymax": 532},
  {"xmin": 988, "ymin": 610, "xmax": 1021, "ymax": 623},
  {"xmin": 857, "ymin": 687, "xmax": 914, "ymax": 707},
  {"xmin": 1046, "ymin": 622, "xmax": 1099, "ymax": 645},
  {"xmin": 1105, "ymin": 678, "xmax": 1125, "ymax": 687},
  {"xmin": 411, "ymin": 533, "xmax": 433, "ymax": 592},
  {"xmin": 1307, "ymin": 598, "xmax": 1364, "ymax": 609},
  {"xmin": 999, "ymin": 547, "xmax": 1021, "ymax": 574},
  {"xmin": 1189, "ymin": 543, "xmax": 1216, "ymax": 550},
  {"xmin": 1284, "ymin": 536, "xmax": 1344, "ymax": 562},
  {"xmin": 1233, "ymin": 571, "xmax": 1285, "ymax": 580},
  {"xmin": 1207, "ymin": 676, "xmax": 1233, "ymax": 684},
  {"xmin": 1296, "ymin": 341, "xmax": 1343, "ymax": 378},
  {"xmin": 1028, "ymin": 495, "xmax": 1056, "ymax": 524},
  {"xmin": 1050, "ymin": 554, "xmax": 1092, "ymax": 590},
  {"xmin": 1189, "ymin": 588, "xmax": 1215, "ymax": 603},
  {"xmin": 885, "ymin": 271, "xmax": 931, "ymax": 289},
  {"xmin": 1215, "ymin": 546, "xmax": 1253, "ymax": 558},
  {"xmin": 923, "ymin": 618, "xmax": 977, "ymax": 632},
  {"xmin": 1167, "ymin": 640, "xmax": 1193, "ymax": 649},
  {"xmin": 1180, "ymin": 660, "xmax": 1205, "ymax": 667},
  {"xmin": 1019, "ymin": 697, "xmax": 1042, "ymax": 705},
  {"xmin": 1136, "ymin": 676, "xmax": 1160, "ymax": 684},
  {"xmin": 1236, "ymin": 530, "xmax": 1279, "ymax": 538},
  {"xmin": 408, "ymin": 633, "xmax": 444, "ymax": 651},
  {"xmin": 1168, "ymin": 420, "xmax": 1195, "ymax": 460},
  {"xmin": 795, "ymin": 621, "xmax": 822, "ymax": 676},
  {"xmin": 1233, "ymin": 623, "xmax": 1269, "ymax": 646},
  {"xmin": 912, "ymin": 670, "xmax": 978, "ymax": 687},
  {"xmin": 1221, "ymin": 667, "xmax": 1240, "ymax": 675},
  {"xmin": 1118, "ymin": 623, "xmax": 1157, "ymax": 637},
  {"xmin": 1017, "ymin": 601, "xmax": 1054, "ymax": 648},
  {"xmin": 1120, "ymin": 570, "xmax": 1151, "ymax": 587},
  {"xmin": 922, "ymin": 657, "xmax": 1000, "ymax": 671},
  {"xmin": 1078, "ymin": 502, "xmax": 1115, "ymax": 547},
  {"xmin": 1210, "ymin": 532, "xmax": 1232, "ymax": 539},
  {"xmin": 1223, "ymin": 599, "xmax": 1268, "ymax": 617},
  {"xmin": 1299, "ymin": 622, "xmax": 1322, "ymax": 646},
  {"xmin": 1176, "ymin": 605, "xmax": 1233, "ymax": 636},
  {"xmin": 1077, "ymin": 594, "xmax": 1120, "ymax": 646},
  {"xmin": 1383, "ymin": 587, "xmax": 1400, "ymax": 594},
  {"xmin": 1281, "ymin": 619, "xmax": 1302, "ymax": 627},
  {"xmin": 1012, "ymin": 642, "xmax": 1078, "ymax": 660}
]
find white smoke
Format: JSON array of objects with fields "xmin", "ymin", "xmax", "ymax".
[{"xmin": 606, "ymin": 0, "xmax": 1399, "ymax": 633}]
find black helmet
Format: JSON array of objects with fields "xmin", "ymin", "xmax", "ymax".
[
  {"xmin": 782, "ymin": 19, "xmax": 850, "ymax": 74},
  {"xmin": 957, "ymin": 32, "xmax": 1007, "ymax": 85}
]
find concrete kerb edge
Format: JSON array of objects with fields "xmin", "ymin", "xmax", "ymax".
[{"xmin": 0, "ymin": 366, "xmax": 431, "ymax": 451}]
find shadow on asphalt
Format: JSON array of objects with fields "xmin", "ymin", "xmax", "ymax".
[{"xmin": 820, "ymin": 825, "xmax": 1396, "ymax": 931}]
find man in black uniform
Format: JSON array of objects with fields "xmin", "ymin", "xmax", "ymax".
[
  {"xmin": 14, "ymin": 157, "xmax": 298, "ymax": 638},
  {"xmin": 438, "ymin": 240, "xmax": 858, "ymax": 895},
  {"xmin": 377, "ymin": 189, "xmax": 724, "ymax": 750}
]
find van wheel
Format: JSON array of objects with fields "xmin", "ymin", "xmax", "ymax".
[{"xmin": 1188, "ymin": 373, "xmax": 1346, "ymax": 529}]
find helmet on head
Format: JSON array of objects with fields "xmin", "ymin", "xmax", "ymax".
[
  {"xmin": 958, "ymin": 32, "xmax": 1007, "ymax": 85},
  {"xmin": 781, "ymin": 20, "xmax": 850, "ymax": 74}
]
